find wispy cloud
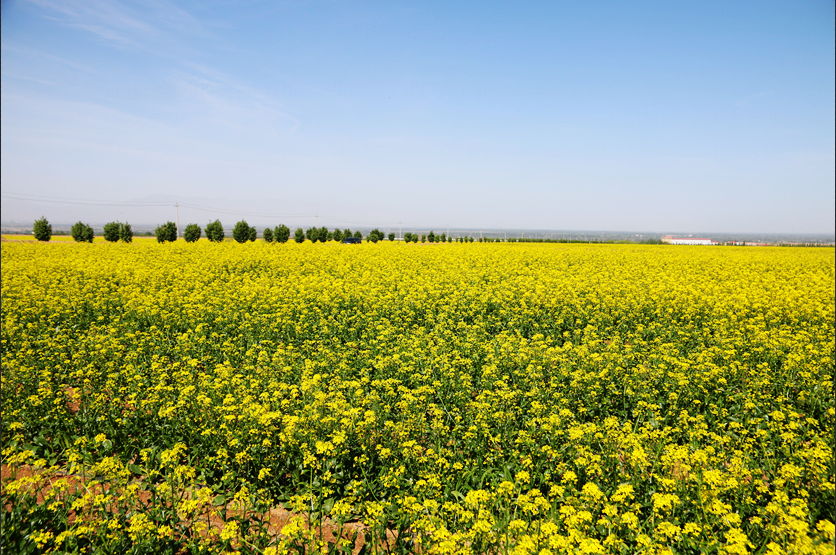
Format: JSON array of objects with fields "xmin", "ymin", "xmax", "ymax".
[
  {"xmin": 0, "ymin": 70, "xmax": 57, "ymax": 87},
  {"xmin": 174, "ymin": 64, "xmax": 300, "ymax": 135},
  {"xmin": 2, "ymin": 92, "xmax": 200, "ymax": 156},
  {"xmin": 0, "ymin": 43, "xmax": 103, "ymax": 77},
  {"xmin": 27, "ymin": 0, "xmax": 153, "ymax": 46},
  {"xmin": 19, "ymin": 0, "xmax": 300, "ymax": 135},
  {"xmin": 26, "ymin": 0, "xmax": 205, "ymax": 49},
  {"xmin": 1, "ymin": 89, "xmax": 295, "ymax": 170}
]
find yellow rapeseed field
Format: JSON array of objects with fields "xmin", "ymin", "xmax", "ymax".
[{"xmin": 2, "ymin": 240, "xmax": 834, "ymax": 554}]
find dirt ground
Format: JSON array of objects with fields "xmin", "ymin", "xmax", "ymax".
[{"xmin": 1, "ymin": 461, "xmax": 402, "ymax": 554}]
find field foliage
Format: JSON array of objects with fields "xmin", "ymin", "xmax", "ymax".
[{"xmin": 1, "ymin": 241, "xmax": 834, "ymax": 554}]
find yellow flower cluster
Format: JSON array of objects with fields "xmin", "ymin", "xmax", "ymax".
[{"xmin": 2, "ymin": 240, "xmax": 833, "ymax": 554}]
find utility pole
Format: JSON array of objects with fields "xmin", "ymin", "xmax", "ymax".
[{"xmin": 175, "ymin": 202, "xmax": 180, "ymax": 239}]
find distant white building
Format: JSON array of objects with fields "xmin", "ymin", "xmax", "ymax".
[{"xmin": 661, "ymin": 235, "xmax": 718, "ymax": 245}]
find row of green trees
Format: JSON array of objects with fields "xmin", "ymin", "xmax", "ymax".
[
  {"xmin": 32, "ymin": 217, "xmax": 134, "ymax": 243},
  {"xmin": 151, "ymin": 220, "xmax": 291, "ymax": 244},
  {"xmin": 404, "ymin": 231, "xmax": 461, "ymax": 243},
  {"xmin": 299, "ymin": 227, "xmax": 361, "ymax": 243},
  {"xmin": 293, "ymin": 227, "xmax": 402, "ymax": 243},
  {"xmin": 33, "ymin": 217, "xmax": 481, "ymax": 245}
]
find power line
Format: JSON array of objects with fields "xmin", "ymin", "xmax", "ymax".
[
  {"xmin": 2, "ymin": 191, "xmax": 166, "ymax": 203},
  {"xmin": 2, "ymin": 192, "xmax": 404, "ymax": 228},
  {"xmin": 176, "ymin": 202, "xmax": 311, "ymax": 219},
  {"xmin": 1, "ymin": 193, "xmax": 171, "ymax": 207},
  {"xmin": 177, "ymin": 203, "xmax": 392, "ymax": 226}
]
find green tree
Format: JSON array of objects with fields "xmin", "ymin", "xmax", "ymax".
[
  {"xmin": 274, "ymin": 224, "xmax": 290, "ymax": 243},
  {"xmin": 104, "ymin": 222, "xmax": 122, "ymax": 242},
  {"xmin": 233, "ymin": 220, "xmax": 253, "ymax": 243},
  {"xmin": 248, "ymin": 226, "xmax": 257, "ymax": 242},
  {"xmin": 155, "ymin": 222, "xmax": 177, "ymax": 243},
  {"xmin": 262, "ymin": 227, "xmax": 274, "ymax": 243},
  {"xmin": 184, "ymin": 223, "xmax": 202, "ymax": 243},
  {"xmin": 369, "ymin": 228, "xmax": 383, "ymax": 243},
  {"xmin": 343, "ymin": 229, "xmax": 352, "ymax": 240},
  {"xmin": 388, "ymin": 232, "xmax": 395, "ymax": 242},
  {"xmin": 333, "ymin": 229, "xmax": 344, "ymax": 242},
  {"xmin": 119, "ymin": 222, "xmax": 133, "ymax": 243},
  {"xmin": 294, "ymin": 228, "xmax": 305, "ymax": 243},
  {"xmin": 205, "ymin": 220, "xmax": 225, "ymax": 242},
  {"xmin": 71, "ymin": 221, "xmax": 94, "ymax": 243},
  {"xmin": 353, "ymin": 230, "xmax": 362, "ymax": 239},
  {"xmin": 33, "ymin": 217, "xmax": 52, "ymax": 242},
  {"xmin": 427, "ymin": 231, "xmax": 435, "ymax": 243},
  {"xmin": 421, "ymin": 234, "xmax": 426, "ymax": 243},
  {"xmin": 307, "ymin": 226, "xmax": 327, "ymax": 242}
]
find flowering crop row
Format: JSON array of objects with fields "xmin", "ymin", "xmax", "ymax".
[{"xmin": 2, "ymin": 241, "xmax": 834, "ymax": 554}]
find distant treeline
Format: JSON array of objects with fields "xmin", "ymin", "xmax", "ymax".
[
  {"xmin": 16, "ymin": 217, "xmax": 692, "ymax": 246},
  {"xmin": 29, "ymin": 217, "xmax": 134, "ymax": 243},
  {"xmin": 143, "ymin": 220, "xmax": 408, "ymax": 244},
  {"xmin": 19, "ymin": 217, "xmax": 834, "ymax": 246}
]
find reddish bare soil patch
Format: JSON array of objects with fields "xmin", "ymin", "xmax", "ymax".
[
  {"xmin": 64, "ymin": 386, "xmax": 81, "ymax": 414},
  {"xmin": 2, "ymin": 464, "xmax": 390, "ymax": 554}
]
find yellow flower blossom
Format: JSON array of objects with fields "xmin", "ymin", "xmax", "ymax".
[{"xmin": 2, "ymin": 240, "xmax": 832, "ymax": 554}]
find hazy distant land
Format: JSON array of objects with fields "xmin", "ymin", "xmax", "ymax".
[{"xmin": 2, "ymin": 221, "xmax": 832, "ymax": 245}]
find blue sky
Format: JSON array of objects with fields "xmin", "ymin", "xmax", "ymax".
[{"xmin": 1, "ymin": 0, "xmax": 833, "ymax": 233}]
